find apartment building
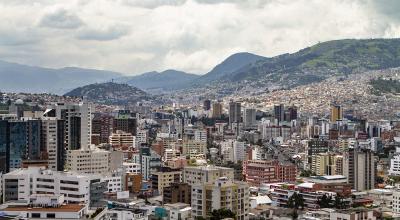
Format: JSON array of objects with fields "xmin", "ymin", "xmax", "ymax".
[
  {"xmin": 183, "ymin": 166, "xmax": 234, "ymax": 186},
  {"xmin": 191, "ymin": 177, "xmax": 249, "ymax": 220}
]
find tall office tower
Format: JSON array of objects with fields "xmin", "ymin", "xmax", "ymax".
[
  {"xmin": 191, "ymin": 177, "xmax": 249, "ymax": 220},
  {"xmin": 41, "ymin": 118, "xmax": 65, "ymax": 171},
  {"xmin": 243, "ymin": 108, "xmax": 256, "ymax": 128},
  {"xmin": 113, "ymin": 116, "xmax": 137, "ymax": 136},
  {"xmin": 307, "ymin": 138, "xmax": 329, "ymax": 165},
  {"xmin": 288, "ymin": 106, "xmax": 298, "ymax": 121},
  {"xmin": 274, "ymin": 104, "xmax": 285, "ymax": 124},
  {"xmin": 330, "ymin": 104, "xmax": 343, "ymax": 122},
  {"xmin": 12, "ymin": 120, "xmax": 43, "ymax": 170},
  {"xmin": 203, "ymin": 99, "xmax": 211, "ymax": 111},
  {"xmin": 229, "ymin": 101, "xmax": 241, "ymax": 125},
  {"xmin": 343, "ymin": 148, "xmax": 375, "ymax": 191},
  {"xmin": 211, "ymin": 102, "xmax": 223, "ymax": 118},
  {"xmin": 0, "ymin": 120, "xmax": 10, "ymax": 173},
  {"xmin": 92, "ymin": 113, "xmax": 113, "ymax": 144},
  {"xmin": 45, "ymin": 99, "xmax": 92, "ymax": 150}
]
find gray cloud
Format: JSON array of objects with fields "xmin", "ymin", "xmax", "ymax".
[
  {"xmin": 76, "ymin": 25, "xmax": 130, "ymax": 41},
  {"xmin": 39, "ymin": 9, "xmax": 84, "ymax": 29},
  {"xmin": 0, "ymin": 0, "xmax": 400, "ymax": 75}
]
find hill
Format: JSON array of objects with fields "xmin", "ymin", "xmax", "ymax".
[
  {"xmin": 225, "ymin": 39, "xmax": 400, "ymax": 87},
  {"xmin": 0, "ymin": 60, "xmax": 122, "ymax": 94},
  {"xmin": 64, "ymin": 82, "xmax": 152, "ymax": 105},
  {"xmin": 196, "ymin": 52, "xmax": 266, "ymax": 83},
  {"xmin": 124, "ymin": 69, "xmax": 199, "ymax": 91}
]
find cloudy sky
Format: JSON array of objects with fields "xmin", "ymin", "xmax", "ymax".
[{"xmin": 0, "ymin": 0, "xmax": 400, "ymax": 75}]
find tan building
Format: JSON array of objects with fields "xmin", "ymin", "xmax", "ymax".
[
  {"xmin": 330, "ymin": 104, "xmax": 343, "ymax": 122},
  {"xmin": 311, "ymin": 153, "xmax": 343, "ymax": 176},
  {"xmin": 212, "ymin": 102, "xmax": 223, "ymax": 118},
  {"xmin": 66, "ymin": 146, "xmax": 110, "ymax": 175},
  {"xmin": 181, "ymin": 140, "xmax": 207, "ymax": 158},
  {"xmin": 191, "ymin": 177, "xmax": 250, "ymax": 220},
  {"xmin": 109, "ymin": 130, "xmax": 136, "ymax": 149},
  {"xmin": 183, "ymin": 166, "xmax": 234, "ymax": 186},
  {"xmin": 151, "ymin": 170, "xmax": 182, "ymax": 194}
]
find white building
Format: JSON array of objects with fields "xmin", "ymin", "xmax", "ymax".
[
  {"xmin": 234, "ymin": 140, "xmax": 246, "ymax": 163},
  {"xmin": 194, "ymin": 130, "xmax": 207, "ymax": 142},
  {"xmin": 46, "ymin": 99, "xmax": 92, "ymax": 150},
  {"xmin": 2, "ymin": 194, "xmax": 87, "ymax": 219},
  {"xmin": 164, "ymin": 148, "xmax": 181, "ymax": 162},
  {"xmin": 2, "ymin": 167, "xmax": 101, "ymax": 205},
  {"xmin": 102, "ymin": 174, "xmax": 123, "ymax": 193},
  {"xmin": 390, "ymin": 154, "xmax": 400, "ymax": 176},
  {"xmin": 136, "ymin": 129, "xmax": 148, "ymax": 146},
  {"xmin": 191, "ymin": 177, "xmax": 250, "ymax": 220},
  {"xmin": 164, "ymin": 203, "xmax": 192, "ymax": 220},
  {"xmin": 122, "ymin": 162, "xmax": 141, "ymax": 174},
  {"xmin": 66, "ymin": 146, "xmax": 110, "ymax": 175},
  {"xmin": 393, "ymin": 190, "xmax": 400, "ymax": 215}
]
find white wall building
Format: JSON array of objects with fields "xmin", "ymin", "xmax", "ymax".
[
  {"xmin": 2, "ymin": 167, "xmax": 100, "ymax": 204},
  {"xmin": 122, "ymin": 162, "xmax": 141, "ymax": 174},
  {"xmin": 194, "ymin": 130, "xmax": 207, "ymax": 142}
]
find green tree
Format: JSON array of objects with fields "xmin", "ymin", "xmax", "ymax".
[
  {"xmin": 287, "ymin": 192, "xmax": 305, "ymax": 210},
  {"xmin": 210, "ymin": 208, "xmax": 236, "ymax": 220},
  {"xmin": 317, "ymin": 194, "xmax": 333, "ymax": 208}
]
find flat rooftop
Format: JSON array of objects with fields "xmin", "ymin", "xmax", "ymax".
[{"xmin": 3, "ymin": 204, "xmax": 85, "ymax": 212}]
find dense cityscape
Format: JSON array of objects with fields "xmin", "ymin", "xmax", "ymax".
[{"xmin": 1, "ymin": 80, "xmax": 400, "ymax": 220}]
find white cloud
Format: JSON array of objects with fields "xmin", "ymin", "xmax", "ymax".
[{"xmin": 0, "ymin": 0, "xmax": 399, "ymax": 75}]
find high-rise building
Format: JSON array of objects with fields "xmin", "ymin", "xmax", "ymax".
[
  {"xmin": 0, "ymin": 120, "xmax": 10, "ymax": 173},
  {"xmin": 45, "ymin": 100, "xmax": 92, "ymax": 150},
  {"xmin": 41, "ymin": 118, "xmax": 65, "ymax": 171},
  {"xmin": 229, "ymin": 101, "xmax": 241, "ymax": 125},
  {"xmin": 191, "ymin": 177, "xmax": 249, "ymax": 220},
  {"xmin": 203, "ymin": 99, "xmax": 211, "ymax": 111},
  {"xmin": 343, "ymin": 148, "xmax": 375, "ymax": 191},
  {"xmin": 91, "ymin": 113, "xmax": 113, "ymax": 144},
  {"xmin": 113, "ymin": 117, "xmax": 137, "ymax": 136},
  {"xmin": 212, "ymin": 102, "xmax": 223, "ymax": 118},
  {"xmin": 307, "ymin": 138, "xmax": 329, "ymax": 165},
  {"xmin": 330, "ymin": 104, "xmax": 343, "ymax": 122},
  {"xmin": 311, "ymin": 153, "xmax": 343, "ymax": 176},
  {"xmin": 137, "ymin": 147, "xmax": 161, "ymax": 180},
  {"xmin": 243, "ymin": 108, "xmax": 256, "ymax": 128},
  {"xmin": 274, "ymin": 104, "xmax": 284, "ymax": 124}
]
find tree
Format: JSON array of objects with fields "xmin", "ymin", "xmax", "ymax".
[
  {"xmin": 210, "ymin": 208, "xmax": 236, "ymax": 220},
  {"xmin": 317, "ymin": 194, "xmax": 333, "ymax": 208},
  {"xmin": 333, "ymin": 195, "xmax": 345, "ymax": 209},
  {"xmin": 287, "ymin": 192, "xmax": 305, "ymax": 210}
]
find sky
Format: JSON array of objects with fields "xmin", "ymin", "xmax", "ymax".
[{"xmin": 0, "ymin": 0, "xmax": 400, "ymax": 75}]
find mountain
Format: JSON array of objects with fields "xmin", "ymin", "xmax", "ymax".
[
  {"xmin": 64, "ymin": 82, "xmax": 152, "ymax": 105},
  {"xmin": 0, "ymin": 60, "xmax": 122, "ymax": 94},
  {"xmin": 225, "ymin": 39, "xmax": 400, "ymax": 87},
  {"xmin": 124, "ymin": 69, "xmax": 199, "ymax": 91},
  {"xmin": 196, "ymin": 52, "xmax": 266, "ymax": 83}
]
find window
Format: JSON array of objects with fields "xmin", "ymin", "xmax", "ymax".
[
  {"xmin": 46, "ymin": 213, "xmax": 56, "ymax": 218},
  {"xmin": 31, "ymin": 213, "xmax": 41, "ymax": 218}
]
